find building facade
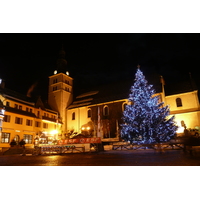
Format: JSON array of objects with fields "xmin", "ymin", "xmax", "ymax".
[
  {"xmin": 0, "ymin": 79, "xmax": 62, "ymax": 148},
  {"xmin": 166, "ymin": 90, "xmax": 200, "ymax": 134}
]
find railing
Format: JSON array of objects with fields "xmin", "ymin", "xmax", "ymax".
[
  {"xmin": 112, "ymin": 137, "xmax": 200, "ymax": 154},
  {"xmin": 34, "ymin": 145, "xmax": 85, "ymax": 155}
]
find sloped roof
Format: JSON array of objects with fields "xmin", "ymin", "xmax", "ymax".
[
  {"xmin": 0, "ymin": 87, "xmax": 56, "ymax": 112},
  {"xmin": 68, "ymin": 79, "xmax": 163, "ymax": 109},
  {"xmin": 5, "ymin": 106, "xmax": 37, "ymax": 117},
  {"xmin": 0, "ymin": 87, "xmax": 34, "ymax": 105},
  {"xmin": 68, "ymin": 78, "xmax": 197, "ymax": 109}
]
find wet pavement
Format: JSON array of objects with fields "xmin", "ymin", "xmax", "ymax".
[{"xmin": 1, "ymin": 149, "xmax": 200, "ymax": 166}]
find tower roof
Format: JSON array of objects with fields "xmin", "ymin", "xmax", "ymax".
[{"xmin": 56, "ymin": 46, "xmax": 68, "ymax": 73}]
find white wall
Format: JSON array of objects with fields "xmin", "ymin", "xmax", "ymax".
[
  {"xmin": 66, "ymin": 107, "xmax": 91, "ymax": 133},
  {"xmin": 165, "ymin": 91, "xmax": 199, "ymax": 112}
]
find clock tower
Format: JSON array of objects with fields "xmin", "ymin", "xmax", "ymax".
[{"xmin": 48, "ymin": 47, "xmax": 73, "ymax": 132}]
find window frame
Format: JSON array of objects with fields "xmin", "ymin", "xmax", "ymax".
[
  {"xmin": 4, "ymin": 115, "xmax": 11, "ymax": 123},
  {"xmin": 72, "ymin": 112, "xmax": 75, "ymax": 120},
  {"xmin": 43, "ymin": 122, "xmax": 48, "ymax": 129},
  {"xmin": 35, "ymin": 121, "xmax": 41, "ymax": 127},
  {"xmin": 15, "ymin": 117, "xmax": 23, "ymax": 124},
  {"xmin": 176, "ymin": 98, "xmax": 183, "ymax": 107},
  {"xmin": 103, "ymin": 105, "xmax": 109, "ymax": 116},
  {"xmin": 26, "ymin": 119, "xmax": 33, "ymax": 126},
  {"xmin": 53, "ymin": 86, "xmax": 57, "ymax": 91},
  {"xmin": 87, "ymin": 109, "xmax": 92, "ymax": 118},
  {"xmin": 53, "ymin": 79, "xmax": 58, "ymax": 84},
  {"xmin": 1, "ymin": 132, "xmax": 10, "ymax": 143},
  {"xmin": 23, "ymin": 134, "xmax": 33, "ymax": 144}
]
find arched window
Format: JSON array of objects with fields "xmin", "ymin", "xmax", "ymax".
[
  {"xmin": 103, "ymin": 106, "xmax": 109, "ymax": 116},
  {"xmin": 72, "ymin": 112, "xmax": 75, "ymax": 120},
  {"xmin": 122, "ymin": 103, "xmax": 127, "ymax": 111},
  {"xmin": 176, "ymin": 98, "xmax": 182, "ymax": 107},
  {"xmin": 87, "ymin": 109, "xmax": 92, "ymax": 118}
]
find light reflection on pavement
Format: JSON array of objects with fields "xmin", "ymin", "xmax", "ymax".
[{"xmin": 0, "ymin": 150, "xmax": 200, "ymax": 166}]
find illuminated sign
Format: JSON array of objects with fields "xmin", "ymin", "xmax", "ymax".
[{"xmin": 57, "ymin": 137, "xmax": 101, "ymax": 145}]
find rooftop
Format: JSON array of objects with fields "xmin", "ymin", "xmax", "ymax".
[{"xmin": 68, "ymin": 78, "xmax": 197, "ymax": 109}]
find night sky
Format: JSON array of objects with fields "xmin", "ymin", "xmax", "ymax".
[{"xmin": 1, "ymin": 33, "xmax": 200, "ymax": 100}]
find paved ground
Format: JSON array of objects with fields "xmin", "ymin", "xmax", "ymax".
[{"xmin": 0, "ymin": 149, "xmax": 200, "ymax": 166}]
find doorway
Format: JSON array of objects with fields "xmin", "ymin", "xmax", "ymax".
[{"xmin": 14, "ymin": 135, "xmax": 20, "ymax": 145}]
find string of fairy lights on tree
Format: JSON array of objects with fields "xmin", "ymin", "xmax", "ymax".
[{"xmin": 121, "ymin": 66, "xmax": 178, "ymax": 144}]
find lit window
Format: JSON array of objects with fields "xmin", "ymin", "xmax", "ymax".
[
  {"xmin": 87, "ymin": 109, "xmax": 92, "ymax": 118},
  {"xmin": 72, "ymin": 112, "xmax": 75, "ymax": 120},
  {"xmin": 1, "ymin": 132, "xmax": 10, "ymax": 143},
  {"xmin": 103, "ymin": 106, "xmax": 109, "ymax": 116},
  {"xmin": 176, "ymin": 98, "xmax": 182, "ymax": 107},
  {"xmin": 23, "ymin": 134, "xmax": 33, "ymax": 144}
]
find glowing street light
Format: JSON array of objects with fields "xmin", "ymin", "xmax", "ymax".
[{"xmin": 50, "ymin": 130, "xmax": 58, "ymax": 135}]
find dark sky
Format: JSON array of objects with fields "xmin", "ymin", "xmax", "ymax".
[{"xmin": 0, "ymin": 33, "xmax": 200, "ymax": 100}]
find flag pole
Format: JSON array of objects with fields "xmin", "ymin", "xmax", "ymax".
[{"xmin": 160, "ymin": 75, "xmax": 166, "ymax": 106}]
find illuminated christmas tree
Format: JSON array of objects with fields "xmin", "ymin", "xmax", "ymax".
[{"xmin": 121, "ymin": 67, "xmax": 177, "ymax": 144}]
